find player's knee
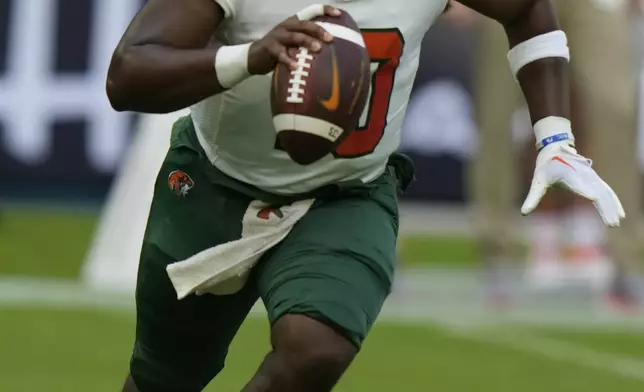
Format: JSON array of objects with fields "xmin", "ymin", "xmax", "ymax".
[
  {"xmin": 272, "ymin": 314, "xmax": 356, "ymax": 387},
  {"xmin": 290, "ymin": 341, "xmax": 354, "ymax": 381}
]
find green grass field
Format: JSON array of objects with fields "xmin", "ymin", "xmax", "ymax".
[
  {"xmin": 2, "ymin": 206, "xmax": 644, "ymax": 391},
  {"xmin": 2, "ymin": 307, "xmax": 644, "ymax": 392}
]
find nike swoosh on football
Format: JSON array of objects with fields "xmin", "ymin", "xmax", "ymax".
[{"xmin": 319, "ymin": 45, "xmax": 340, "ymax": 111}]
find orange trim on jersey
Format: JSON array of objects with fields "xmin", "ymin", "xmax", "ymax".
[{"xmin": 335, "ymin": 29, "xmax": 404, "ymax": 158}]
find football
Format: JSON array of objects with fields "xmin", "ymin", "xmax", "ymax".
[{"xmin": 271, "ymin": 10, "xmax": 371, "ymax": 165}]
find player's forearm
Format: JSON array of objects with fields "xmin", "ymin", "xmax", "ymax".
[
  {"xmin": 513, "ymin": 58, "xmax": 570, "ymax": 124},
  {"xmin": 460, "ymin": 0, "xmax": 571, "ymax": 127},
  {"xmin": 503, "ymin": 0, "xmax": 570, "ymax": 125},
  {"xmin": 106, "ymin": 44, "xmax": 225, "ymax": 114}
]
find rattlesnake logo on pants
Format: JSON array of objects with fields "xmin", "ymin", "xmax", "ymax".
[{"xmin": 168, "ymin": 170, "xmax": 194, "ymax": 197}]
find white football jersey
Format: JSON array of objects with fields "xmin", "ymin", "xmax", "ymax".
[{"xmin": 191, "ymin": 0, "xmax": 448, "ymax": 194}]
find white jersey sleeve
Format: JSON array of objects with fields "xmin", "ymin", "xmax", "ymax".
[{"xmin": 213, "ymin": 0, "xmax": 236, "ymax": 18}]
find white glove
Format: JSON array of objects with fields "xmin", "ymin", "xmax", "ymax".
[{"xmin": 521, "ymin": 142, "xmax": 625, "ymax": 227}]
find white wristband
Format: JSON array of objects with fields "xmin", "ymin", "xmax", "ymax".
[
  {"xmin": 534, "ymin": 116, "xmax": 575, "ymax": 150},
  {"xmin": 507, "ymin": 30, "xmax": 570, "ymax": 80},
  {"xmin": 214, "ymin": 43, "xmax": 252, "ymax": 89}
]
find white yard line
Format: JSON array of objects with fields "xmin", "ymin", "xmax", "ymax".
[
  {"xmin": 3, "ymin": 276, "xmax": 644, "ymax": 328},
  {"xmin": 0, "ymin": 277, "xmax": 134, "ymax": 311},
  {"xmin": 444, "ymin": 327, "xmax": 644, "ymax": 383}
]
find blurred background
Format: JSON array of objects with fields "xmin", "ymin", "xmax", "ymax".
[{"xmin": 2, "ymin": 0, "xmax": 644, "ymax": 391}]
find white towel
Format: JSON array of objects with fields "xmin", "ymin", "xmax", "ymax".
[{"xmin": 166, "ymin": 198, "xmax": 315, "ymax": 299}]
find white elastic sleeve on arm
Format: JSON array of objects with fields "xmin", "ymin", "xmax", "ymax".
[
  {"xmin": 211, "ymin": 1, "xmax": 250, "ymax": 89},
  {"xmin": 507, "ymin": 30, "xmax": 570, "ymax": 80},
  {"xmin": 214, "ymin": 43, "xmax": 252, "ymax": 89},
  {"xmin": 507, "ymin": 30, "xmax": 574, "ymax": 150}
]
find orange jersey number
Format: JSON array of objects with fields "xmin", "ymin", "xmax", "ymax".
[{"xmin": 334, "ymin": 29, "xmax": 405, "ymax": 158}]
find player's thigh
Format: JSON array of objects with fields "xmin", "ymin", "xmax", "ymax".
[
  {"xmin": 257, "ymin": 174, "xmax": 399, "ymax": 348},
  {"xmin": 131, "ymin": 144, "xmax": 258, "ymax": 392}
]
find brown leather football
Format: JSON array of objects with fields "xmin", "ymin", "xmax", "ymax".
[{"xmin": 271, "ymin": 10, "xmax": 371, "ymax": 165}]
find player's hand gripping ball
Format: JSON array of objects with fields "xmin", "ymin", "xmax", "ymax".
[
  {"xmin": 270, "ymin": 6, "xmax": 371, "ymax": 165},
  {"xmin": 247, "ymin": 5, "xmax": 338, "ymax": 75}
]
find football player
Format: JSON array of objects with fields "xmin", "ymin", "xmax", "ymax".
[{"xmin": 107, "ymin": 0, "xmax": 624, "ymax": 391}]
